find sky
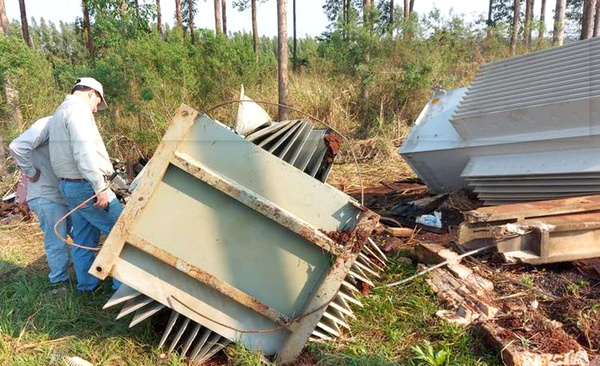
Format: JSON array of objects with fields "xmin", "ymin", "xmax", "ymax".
[{"xmin": 4, "ymin": 1, "xmax": 555, "ymax": 38}]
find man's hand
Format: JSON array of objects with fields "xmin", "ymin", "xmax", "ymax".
[
  {"xmin": 93, "ymin": 190, "xmax": 109, "ymax": 209},
  {"xmin": 28, "ymin": 168, "xmax": 41, "ymax": 183}
]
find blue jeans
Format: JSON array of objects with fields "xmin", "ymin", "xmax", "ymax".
[
  {"xmin": 28, "ymin": 197, "xmax": 71, "ymax": 284},
  {"xmin": 59, "ymin": 180, "xmax": 123, "ymax": 292}
]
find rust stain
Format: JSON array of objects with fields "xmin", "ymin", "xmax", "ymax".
[{"xmin": 322, "ymin": 209, "xmax": 380, "ymax": 254}]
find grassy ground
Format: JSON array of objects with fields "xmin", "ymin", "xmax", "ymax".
[
  {"xmin": 0, "ymin": 218, "xmax": 501, "ymax": 366},
  {"xmin": 0, "ymin": 146, "xmax": 501, "ymax": 365}
]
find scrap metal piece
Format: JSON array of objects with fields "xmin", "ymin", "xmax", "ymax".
[
  {"xmin": 168, "ymin": 317, "xmax": 190, "ymax": 353},
  {"xmin": 129, "ymin": 302, "xmax": 165, "ymax": 328},
  {"xmin": 116, "ymin": 296, "xmax": 154, "ymax": 320},
  {"xmin": 399, "ymin": 39, "xmax": 600, "ymax": 203},
  {"xmin": 493, "ymin": 212, "xmax": 600, "ymax": 264},
  {"xmin": 103, "ymin": 284, "xmax": 141, "ymax": 309},
  {"xmin": 158, "ymin": 311, "xmax": 179, "ymax": 348},
  {"xmin": 189, "ymin": 328, "xmax": 213, "ymax": 360},
  {"xmin": 181, "ymin": 322, "xmax": 202, "ymax": 355},
  {"xmin": 91, "ymin": 106, "xmax": 379, "ymax": 364}
]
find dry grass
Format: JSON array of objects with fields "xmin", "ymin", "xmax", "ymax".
[{"xmin": 328, "ymin": 134, "xmax": 416, "ymax": 193}]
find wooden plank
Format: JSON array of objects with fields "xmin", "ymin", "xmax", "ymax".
[
  {"xmin": 124, "ymin": 233, "xmax": 291, "ymax": 326},
  {"xmin": 464, "ymin": 194, "xmax": 600, "ymax": 223},
  {"xmin": 91, "ymin": 105, "xmax": 200, "ymax": 280},
  {"xmin": 384, "ymin": 226, "xmax": 414, "ymax": 237},
  {"xmin": 170, "ymin": 151, "xmax": 343, "ymax": 256}
]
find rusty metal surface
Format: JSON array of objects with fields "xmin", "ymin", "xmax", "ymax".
[
  {"xmin": 91, "ymin": 107, "xmax": 380, "ymax": 362},
  {"xmin": 277, "ymin": 209, "xmax": 378, "ymax": 364},
  {"xmin": 464, "ymin": 195, "xmax": 600, "ymax": 223}
]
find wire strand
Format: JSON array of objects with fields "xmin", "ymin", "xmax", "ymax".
[
  {"xmin": 52, "ymin": 186, "xmax": 110, "ymax": 251},
  {"xmin": 374, "ymin": 245, "xmax": 495, "ymax": 289}
]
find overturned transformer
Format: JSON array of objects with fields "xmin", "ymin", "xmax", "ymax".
[
  {"xmin": 91, "ymin": 105, "xmax": 385, "ymax": 364},
  {"xmin": 400, "ymin": 38, "xmax": 600, "ymax": 205}
]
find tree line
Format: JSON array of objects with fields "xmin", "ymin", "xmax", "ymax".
[{"xmin": 1, "ymin": 0, "xmax": 599, "ymax": 144}]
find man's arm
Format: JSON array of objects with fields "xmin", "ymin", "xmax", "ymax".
[
  {"xmin": 8, "ymin": 117, "xmax": 52, "ymax": 180},
  {"xmin": 66, "ymin": 106, "xmax": 107, "ymax": 193}
]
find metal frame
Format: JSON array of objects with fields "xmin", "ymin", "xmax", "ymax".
[{"xmin": 91, "ymin": 105, "xmax": 378, "ymax": 364}]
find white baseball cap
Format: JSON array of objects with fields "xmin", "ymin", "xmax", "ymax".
[{"xmin": 73, "ymin": 77, "xmax": 108, "ymax": 110}]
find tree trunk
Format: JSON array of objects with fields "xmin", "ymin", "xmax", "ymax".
[
  {"xmin": 293, "ymin": 0, "xmax": 297, "ymax": 72},
  {"xmin": 156, "ymin": 0, "xmax": 163, "ymax": 35},
  {"xmin": 0, "ymin": 134, "xmax": 5, "ymax": 175},
  {"xmin": 537, "ymin": 0, "xmax": 546, "ymax": 47},
  {"xmin": 82, "ymin": 0, "xmax": 94, "ymax": 58},
  {"xmin": 175, "ymin": 0, "xmax": 183, "ymax": 29},
  {"xmin": 511, "ymin": 0, "xmax": 521, "ymax": 55},
  {"xmin": 364, "ymin": 0, "xmax": 372, "ymax": 32},
  {"xmin": 277, "ymin": 0, "xmax": 289, "ymax": 121},
  {"xmin": 0, "ymin": 0, "xmax": 9, "ymax": 36},
  {"xmin": 581, "ymin": 0, "xmax": 596, "ymax": 39},
  {"xmin": 409, "ymin": 0, "xmax": 415, "ymax": 13},
  {"xmin": 403, "ymin": 0, "xmax": 409, "ymax": 19},
  {"xmin": 344, "ymin": 0, "xmax": 349, "ymax": 26},
  {"xmin": 18, "ymin": 0, "xmax": 31, "ymax": 46},
  {"xmin": 524, "ymin": 0, "xmax": 534, "ymax": 48},
  {"xmin": 342, "ymin": 0, "xmax": 349, "ymax": 39},
  {"xmin": 188, "ymin": 0, "xmax": 195, "ymax": 43},
  {"xmin": 252, "ymin": 0, "xmax": 259, "ymax": 61},
  {"xmin": 221, "ymin": 0, "xmax": 227, "ymax": 36},
  {"xmin": 594, "ymin": 0, "xmax": 600, "ymax": 36},
  {"xmin": 553, "ymin": 0, "xmax": 566, "ymax": 46},
  {"xmin": 214, "ymin": 0, "xmax": 222, "ymax": 34},
  {"xmin": 390, "ymin": 0, "xmax": 394, "ymax": 27}
]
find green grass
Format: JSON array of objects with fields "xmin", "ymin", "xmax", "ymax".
[
  {"xmin": 0, "ymin": 271, "xmax": 185, "ymax": 366},
  {"xmin": 305, "ymin": 253, "xmax": 501, "ymax": 366},
  {"xmin": 0, "ymin": 226, "xmax": 501, "ymax": 365}
]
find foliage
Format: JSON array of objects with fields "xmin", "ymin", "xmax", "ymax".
[
  {"xmin": 412, "ymin": 341, "xmax": 451, "ymax": 366},
  {"xmin": 566, "ymin": 0, "xmax": 585, "ymax": 36},
  {"xmin": 1, "ymin": 0, "xmax": 555, "ymax": 156},
  {"xmin": 232, "ymin": 0, "xmax": 269, "ymax": 12}
]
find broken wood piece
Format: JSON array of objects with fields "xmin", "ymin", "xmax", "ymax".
[
  {"xmin": 427, "ymin": 267, "xmax": 497, "ymax": 326},
  {"xmin": 464, "ymin": 194, "xmax": 600, "ymax": 224},
  {"xmin": 413, "ymin": 243, "xmax": 494, "ymax": 292},
  {"xmin": 384, "ymin": 226, "xmax": 414, "ymax": 237},
  {"xmin": 481, "ymin": 321, "xmax": 589, "ymax": 366}
]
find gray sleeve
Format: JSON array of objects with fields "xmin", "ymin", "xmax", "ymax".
[
  {"xmin": 67, "ymin": 106, "xmax": 107, "ymax": 193},
  {"xmin": 8, "ymin": 117, "xmax": 51, "ymax": 177}
]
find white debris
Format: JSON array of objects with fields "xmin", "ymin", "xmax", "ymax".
[
  {"xmin": 234, "ymin": 84, "xmax": 272, "ymax": 136},
  {"xmin": 416, "ymin": 211, "xmax": 442, "ymax": 228}
]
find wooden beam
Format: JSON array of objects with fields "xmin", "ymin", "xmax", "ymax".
[{"xmin": 464, "ymin": 195, "xmax": 600, "ymax": 223}]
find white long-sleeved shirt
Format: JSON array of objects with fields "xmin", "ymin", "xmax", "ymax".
[
  {"xmin": 47, "ymin": 95, "xmax": 114, "ymax": 193},
  {"xmin": 8, "ymin": 117, "xmax": 66, "ymax": 205}
]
